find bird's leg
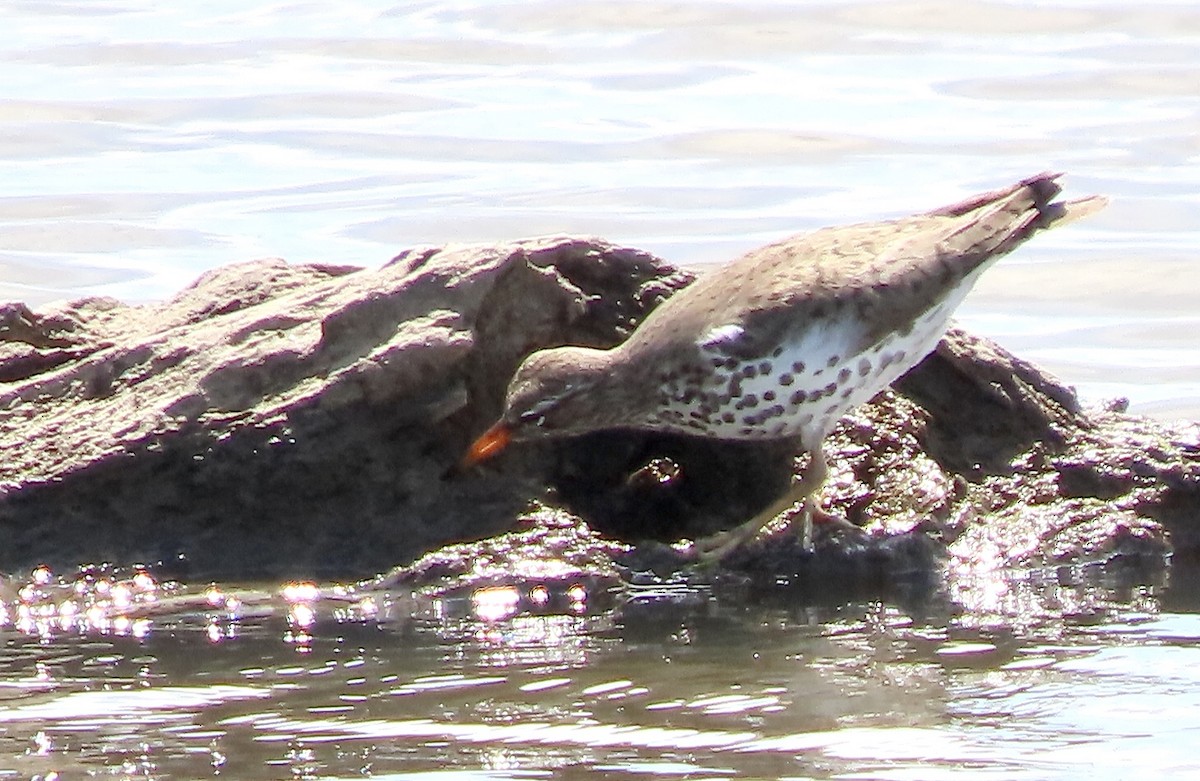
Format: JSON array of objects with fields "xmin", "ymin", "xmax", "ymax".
[
  {"xmin": 792, "ymin": 448, "xmax": 829, "ymax": 551},
  {"xmin": 694, "ymin": 442, "xmax": 829, "ymax": 563}
]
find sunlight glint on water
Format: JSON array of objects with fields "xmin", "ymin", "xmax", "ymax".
[{"xmin": 0, "ymin": 563, "xmax": 1196, "ymax": 778}]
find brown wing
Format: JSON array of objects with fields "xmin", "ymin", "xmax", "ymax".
[{"xmin": 669, "ymin": 172, "xmax": 1103, "ymax": 363}]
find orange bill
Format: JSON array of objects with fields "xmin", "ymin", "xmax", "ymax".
[{"xmin": 461, "ymin": 422, "xmax": 513, "ymax": 468}]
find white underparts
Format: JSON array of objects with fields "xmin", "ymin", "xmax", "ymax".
[{"xmin": 652, "ymin": 270, "xmax": 984, "ymax": 441}]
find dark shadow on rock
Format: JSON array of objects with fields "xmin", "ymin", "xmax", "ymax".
[
  {"xmin": 0, "ymin": 401, "xmax": 529, "ymax": 580},
  {"xmin": 549, "ymin": 430, "xmax": 796, "ymax": 542}
]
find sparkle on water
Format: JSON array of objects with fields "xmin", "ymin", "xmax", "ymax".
[{"xmin": 1, "ymin": 563, "xmax": 1198, "ymax": 779}]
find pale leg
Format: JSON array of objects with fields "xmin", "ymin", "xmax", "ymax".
[{"xmin": 695, "ymin": 442, "xmax": 829, "ymax": 563}]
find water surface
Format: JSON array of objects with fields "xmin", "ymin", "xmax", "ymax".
[
  {"xmin": 2, "ymin": 0, "xmax": 1198, "ymax": 415},
  {"xmin": 1, "ymin": 566, "xmax": 1197, "ymax": 779}
]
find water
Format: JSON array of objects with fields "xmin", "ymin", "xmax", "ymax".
[
  {"xmin": 4, "ymin": 1, "xmax": 1200, "ymax": 778},
  {"xmin": 2, "ymin": 1, "xmax": 1199, "ymax": 417},
  {"xmin": 0, "ymin": 567, "xmax": 1197, "ymax": 779}
]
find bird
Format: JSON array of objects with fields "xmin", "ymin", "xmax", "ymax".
[{"xmin": 460, "ymin": 172, "xmax": 1106, "ymax": 561}]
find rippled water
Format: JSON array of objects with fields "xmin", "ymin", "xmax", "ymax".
[
  {"xmin": 4, "ymin": 2, "xmax": 1200, "ymax": 778},
  {"xmin": 3, "ymin": 0, "xmax": 1199, "ymax": 416},
  {"xmin": 1, "ymin": 565, "xmax": 1198, "ymax": 779}
]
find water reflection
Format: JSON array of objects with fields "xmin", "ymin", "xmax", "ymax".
[{"xmin": 0, "ymin": 560, "xmax": 1196, "ymax": 778}]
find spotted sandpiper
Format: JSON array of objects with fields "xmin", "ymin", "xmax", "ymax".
[{"xmin": 462, "ymin": 172, "xmax": 1105, "ymax": 560}]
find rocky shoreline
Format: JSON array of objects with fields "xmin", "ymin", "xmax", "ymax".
[{"xmin": 1, "ymin": 238, "xmax": 1196, "ymax": 594}]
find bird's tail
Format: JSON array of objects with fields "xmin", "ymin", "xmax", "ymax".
[{"xmin": 928, "ymin": 171, "xmax": 1107, "ymax": 259}]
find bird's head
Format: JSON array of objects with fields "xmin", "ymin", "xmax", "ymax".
[{"xmin": 460, "ymin": 345, "xmax": 614, "ymax": 468}]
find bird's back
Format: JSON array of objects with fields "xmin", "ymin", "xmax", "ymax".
[{"xmin": 624, "ymin": 172, "xmax": 1104, "ymax": 364}]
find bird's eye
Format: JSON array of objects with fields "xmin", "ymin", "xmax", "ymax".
[
  {"xmin": 518, "ymin": 408, "xmax": 547, "ymax": 426},
  {"xmin": 519, "ymin": 391, "xmax": 563, "ymax": 425}
]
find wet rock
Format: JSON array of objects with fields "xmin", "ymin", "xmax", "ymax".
[
  {"xmin": 0, "ymin": 240, "xmax": 689, "ymax": 579},
  {"xmin": 0, "ymin": 237, "xmax": 1192, "ymax": 591}
]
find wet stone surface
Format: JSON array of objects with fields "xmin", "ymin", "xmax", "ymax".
[{"xmin": 0, "ymin": 238, "xmax": 1194, "ymax": 601}]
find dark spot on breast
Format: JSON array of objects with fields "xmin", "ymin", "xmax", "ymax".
[
  {"xmin": 763, "ymin": 390, "xmax": 776, "ymax": 402},
  {"xmin": 826, "ymin": 355, "xmax": 840, "ymax": 368},
  {"xmin": 771, "ymin": 346, "xmax": 784, "ymax": 358},
  {"xmin": 824, "ymin": 382, "xmax": 837, "ymax": 396},
  {"xmin": 792, "ymin": 361, "xmax": 806, "ymax": 373},
  {"xmin": 758, "ymin": 361, "xmax": 772, "ymax": 374},
  {"xmin": 840, "ymin": 387, "xmax": 854, "ymax": 399},
  {"xmin": 779, "ymin": 373, "xmax": 794, "ymax": 386},
  {"xmin": 858, "ymin": 358, "xmax": 872, "ymax": 377},
  {"xmin": 790, "ymin": 389, "xmax": 808, "ymax": 405},
  {"xmin": 723, "ymin": 357, "xmax": 738, "ymax": 370},
  {"xmin": 742, "ymin": 364, "xmax": 757, "ymax": 379},
  {"xmin": 838, "ymin": 367, "xmax": 852, "ymax": 384},
  {"xmin": 722, "ymin": 411, "xmax": 735, "ymax": 423},
  {"xmin": 743, "ymin": 393, "xmax": 759, "ymax": 408}
]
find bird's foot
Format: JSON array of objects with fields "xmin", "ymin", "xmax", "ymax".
[
  {"xmin": 789, "ymin": 502, "xmax": 863, "ymax": 551},
  {"xmin": 690, "ymin": 523, "xmax": 762, "ymax": 568},
  {"xmin": 686, "ymin": 505, "xmax": 864, "ymax": 569},
  {"xmin": 809, "ymin": 505, "xmax": 866, "ymax": 539},
  {"xmin": 688, "ymin": 447, "xmax": 838, "ymax": 567},
  {"xmin": 691, "ymin": 502, "xmax": 814, "ymax": 567}
]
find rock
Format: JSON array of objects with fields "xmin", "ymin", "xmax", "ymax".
[
  {"xmin": 0, "ymin": 237, "xmax": 1191, "ymax": 590},
  {"xmin": 0, "ymin": 239, "xmax": 689, "ymax": 579}
]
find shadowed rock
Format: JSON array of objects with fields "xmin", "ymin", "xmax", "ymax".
[{"xmin": 0, "ymin": 238, "xmax": 1192, "ymax": 589}]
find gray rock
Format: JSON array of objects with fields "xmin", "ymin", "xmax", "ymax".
[{"xmin": 0, "ymin": 239, "xmax": 687, "ymax": 578}]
